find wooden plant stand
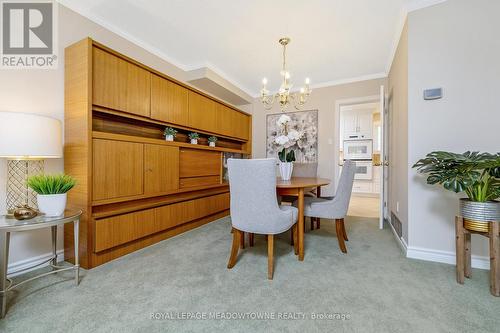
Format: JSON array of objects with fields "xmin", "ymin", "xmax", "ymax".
[{"xmin": 455, "ymin": 216, "xmax": 500, "ymax": 296}]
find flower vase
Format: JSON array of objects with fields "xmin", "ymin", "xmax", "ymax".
[
  {"xmin": 165, "ymin": 135, "xmax": 174, "ymax": 142},
  {"xmin": 190, "ymin": 139, "xmax": 198, "ymax": 145},
  {"xmin": 209, "ymin": 142, "xmax": 215, "ymax": 147},
  {"xmin": 279, "ymin": 162, "xmax": 294, "ymax": 181}
]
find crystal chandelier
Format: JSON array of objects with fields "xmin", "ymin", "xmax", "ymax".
[{"xmin": 260, "ymin": 37, "xmax": 312, "ymax": 112}]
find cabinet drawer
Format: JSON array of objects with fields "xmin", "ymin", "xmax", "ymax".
[
  {"xmin": 352, "ymin": 181, "xmax": 372, "ymax": 193},
  {"xmin": 179, "ymin": 149, "xmax": 221, "ymax": 178},
  {"xmin": 180, "ymin": 176, "xmax": 220, "ymax": 189},
  {"xmin": 94, "ymin": 192, "xmax": 229, "ymax": 252}
]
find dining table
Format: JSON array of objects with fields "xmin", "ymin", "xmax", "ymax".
[{"xmin": 276, "ymin": 177, "xmax": 331, "ymax": 261}]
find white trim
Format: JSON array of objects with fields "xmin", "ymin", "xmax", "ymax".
[
  {"xmin": 308, "ymin": 73, "xmax": 387, "ymax": 92},
  {"xmin": 406, "ymin": 0, "xmax": 447, "ymax": 13},
  {"xmin": 8, "ymin": 250, "xmax": 65, "ymax": 277},
  {"xmin": 406, "ymin": 246, "xmax": 489, "ymax": 270}
]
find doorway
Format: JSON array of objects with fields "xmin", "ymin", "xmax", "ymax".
[{"xmin": 334, "ymin": 86, "xmax": 387, "ymax": 228}]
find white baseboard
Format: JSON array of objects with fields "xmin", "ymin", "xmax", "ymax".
[
  {"xmin": 406, "ymin": 246, "xmax": 490, "ymax": 270},
  {"xmin": 8, "ymin": 250, "xmax": 65, "ymax": 277}
]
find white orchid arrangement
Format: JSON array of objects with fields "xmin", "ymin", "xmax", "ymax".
[{"xmin": 274, "ymin": 114, "xmax": 304, "ymax": 162}]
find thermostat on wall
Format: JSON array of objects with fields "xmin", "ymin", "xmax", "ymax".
[{"xmin": 423, "ymin": 88, "xmax": 443, "ymax": 100}]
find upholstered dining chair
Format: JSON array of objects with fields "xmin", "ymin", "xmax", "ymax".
[
  {"xmin": 294, "ymin": 160, "xmax": 356, "ymax": 253},
  {"xmin": 227, "ymin": 158, "xmax": 298, "ymax": 279}
]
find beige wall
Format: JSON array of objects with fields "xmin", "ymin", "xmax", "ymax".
[
  {"xmin": 387, "ymin": 20, "xmax": 409, "ymax": 243},
  {"xmin": 404, "ymin": 0, "xmax": 500, "ymax": 263},
  {"xmin": 0, "ymin": 4, "xmax": 238, "ymax": 271},
  {"xmin": 251, "ymin": 78, "xmax": 386, "ymax": 196}
]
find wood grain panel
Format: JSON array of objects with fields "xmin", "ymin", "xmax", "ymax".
[
  {"xmin": 144, "ymin": 144, "xmax": 179, "ymax": 195},
  {"xmin": 93, "ymin": 47, "xmax": 150, "ymax": 117},
  {"xmin": 179, "ymin": 148, "xmax": 221, "ymax": 178},
  {"xmin": 93, "ymin": 139, "xmax": 144, "ymax": 200},
  {"xmin": 94, "ymin": 193, "xmax": 229, "ymax": 252},
  {"xmin": 64, "ymin": 38, "xmax": 92, "ymax": 268},
  {"xmin": 188, "ymin": 91, "xmax": 217, "ymax": 132},
  {"xmin": 151, "ymin": 74, "xmax": 188, "ymax": 126},
  {"xmin": 180, "ymin": 176, "xmax": 220, "ymax": 188}
]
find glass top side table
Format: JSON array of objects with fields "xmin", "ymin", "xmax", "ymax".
[{"xmin": 0, "ymin": 210, "xmax": 82, "ymax": 318}]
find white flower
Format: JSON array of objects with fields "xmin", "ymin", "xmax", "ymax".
[
  {"xmin": 274, "ymin": 135, "xmax": 290, "ymax": 146},
  {"xmin": 287, "ymin": 129, "xmax": 302, "ymax": 142},
  {"xmin": 276, "ymin": 114, "xmax": 291, "ymax": 127}
]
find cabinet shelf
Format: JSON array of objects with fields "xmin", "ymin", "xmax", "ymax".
[{"xmin": 92, "ymin": 131, "xmax": 250, "ymax": 154}]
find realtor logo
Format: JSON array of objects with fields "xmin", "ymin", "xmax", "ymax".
[{"xmin": 1, "ymin": 0, "xmax": 58, "ymax": 68}]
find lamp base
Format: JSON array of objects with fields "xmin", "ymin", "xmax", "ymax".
[{"xmin": 6, "ymin": 159, "xmax": 43, "ymax": 213}]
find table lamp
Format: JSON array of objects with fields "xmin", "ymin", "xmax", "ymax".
[{"xmin": 0, "ymin": 112, "xmax": 62, "ymax": 214}]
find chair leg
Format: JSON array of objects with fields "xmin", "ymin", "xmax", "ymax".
[
  {"xmin": 249, "ymin": 233, "xmax": 254, "ymax": 247},
  {"xmin": 310, "ymin": 217, "xmax": 315, "ymax": 230},
  {"xmin": 240, "ymin": 232, "xmax": 245, "ymax": 249},
  {"xmin": 341, "ymin": 218, "xmax": 348, "ymax": 241},
  {"xmin": 317, "ymin": 218, "xmax": 321, "ymax": 229},
  {"xmin": 335, "ymin": 219, "xmax": 347, "ymax": 253},
  {"xmin": 227, "ymin": 229, "xmax": 241, "ymax": 268},
  {"xmin": 268, "ymin": 235, "xmax": 274, "ymax": 280},
  {"xmin": 292, "ymin": 224, "xmax": 298, "ymax": 255}
]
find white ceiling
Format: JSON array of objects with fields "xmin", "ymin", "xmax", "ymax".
[{"xmin": 59, "ymin": 0, "xmax": 445, "ymax": 97}]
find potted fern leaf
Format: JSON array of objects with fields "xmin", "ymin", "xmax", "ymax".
[
  {"xmin": 27, "ymin": 174, "xmax": 76, "ymax": 217},
  {"xmin": 188, "ymin": 132, "xmax": 200, "ymax": 144},
  {"xmin": 208, "ymin": 136, "xmax": 217, "ymax": 147},
  {"xmin": 413, "ymin": 151, "xmax": 500, "ymax": 232},
  {"xmin": 163, "ymin": 127, "xmax": 177, "ymax": 141}
]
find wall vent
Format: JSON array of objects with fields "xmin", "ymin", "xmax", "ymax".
[{"xmin": 390, "ymin": 211, "xmax": 402, "ymax": 237}]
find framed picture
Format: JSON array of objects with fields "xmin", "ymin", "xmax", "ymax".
[{"xmin": 266, "ymin": 109, "xmax": 318, "ymax": 163}]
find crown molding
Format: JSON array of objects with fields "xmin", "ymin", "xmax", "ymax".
[{"xmin": 406, "ymin": 0, "xmax": 447, "ymax": 13}]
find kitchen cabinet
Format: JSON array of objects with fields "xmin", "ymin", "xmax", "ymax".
[{"xmin": 342, "ymin": 109, "xmax": 373, "ymax": 140}]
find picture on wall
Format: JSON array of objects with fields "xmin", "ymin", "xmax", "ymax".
[{"xmin": 266, "ymin": 109, "xmax": 318, "ymax": 163}]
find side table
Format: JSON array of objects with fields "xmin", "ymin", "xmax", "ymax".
[
  {"xmin": 0, "ymin": 210, "xmax": 82, "ymax": 318},
  {"xmin": 455, "ymin": 216, "xmax": 500, "ymax": 296}
]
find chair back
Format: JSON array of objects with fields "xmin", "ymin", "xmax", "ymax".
[
  {"xmin": 228, "ymin": 158, "xmax": 283, "ymax": 233},
  {"xmin": 334, "ymin": 160, "xmax": 357, "ymax": 217},
  {"xmin": 292, "ymin": 162, "xmax": 318, "ymax": 178}
]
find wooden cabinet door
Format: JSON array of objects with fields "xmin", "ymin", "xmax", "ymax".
[
  {"xmin": 93, "ymin": 139, "xmax": 144, "ymax": 201},
  {"xmin": 144, "ymin": 144, "xmax": 179, "ymax": 195},
  {"xmin": 93, "ymin": 47, "xmax": 150, "ymax": 117},
  {"xmin": 179, "ymin": 149, "xmax": 221, "ymax": 178},
  {"xmin": 151, "ymin": 74, "xmax": 188, "ymax": 126},
  {"xmin": 215, "ymin": 104, "xmax": 233, "ymax": 137},
  {"xmin": 233, "ymin": 111, "xmax": 250, "ymax": 140},
  {"xmin": 188, "ymin": 91, "xmax": 217, "ymax": 133}
]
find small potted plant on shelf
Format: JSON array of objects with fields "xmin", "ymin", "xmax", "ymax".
[
  {"xmin": 163, "ymin": 127, "xmax": 177, "ymax": 141},
  {"xmin": 208, "ymin": 136, "xmax": 218, "ymax": 147},
  {"xmin": 188, "ymin": 132, "xmax": 200, "ymax": 145},
  {"xmin": 27, "ymin": 174, "xmax": 77, "ymax": 217},
  {"xmin": 413, "ymin": 151, "xmax": 500, "ymax": 232}
]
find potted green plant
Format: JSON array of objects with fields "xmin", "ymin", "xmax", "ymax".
[
  {"xmin": 208, "ymin": 136, "xmax": 218, "ymax": 147},
  {"xmin": 163, "ymin": 127, "xmax": 177, "ymax": 142},
  {"xmin": 27, "ymin": 174, "xmax": 76, "ymax": 217},
  {"xmin": 188, "ymin": 132, "xmax": 200, "ymax": 144},
  {"xmin": 413, "ymin": 151, "xmax": 500, "ymax": 232}
]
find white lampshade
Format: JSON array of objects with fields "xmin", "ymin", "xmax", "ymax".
[{"xmin": 0, "ymin": 112, "xmax": 62, "ymax": 159}]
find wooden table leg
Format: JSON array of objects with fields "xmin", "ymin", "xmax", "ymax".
[
  {"xmin": 298, "ymin": 188, "xmax": 304, "ymax": 261},
  {"xmin": 465, "ymin": 230, "xmax": 471, "ymax": 278},
  {"xmin": 455, "ymin": 216, "xmax": 465, "ymax": 284},
  {"xmin": 489, "ymin": 222, "xmax": 500, "ymax": 296}
]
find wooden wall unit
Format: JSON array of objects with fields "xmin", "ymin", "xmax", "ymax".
[{"xmin": 64, "ymin": 38, "xmax": 252, "ymax": 269}]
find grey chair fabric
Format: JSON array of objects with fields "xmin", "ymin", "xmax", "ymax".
[
  {"xmin": 297, "ymin": 160, "xmax": 356, "ymax": 219},
  {"xmin": 228, "ymin": 158, "xmax": 298, "ymax": 235},
  {"xmin": 292, "ymin": 163, "xmax": 318, "ymax": 178}
]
